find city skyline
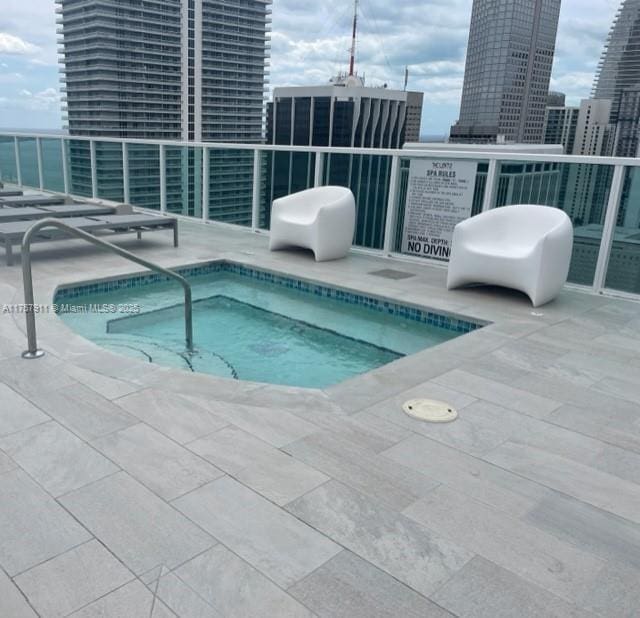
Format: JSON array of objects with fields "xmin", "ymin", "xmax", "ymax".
[{"xmin": 0, "ymin": 0, "xmax": 623, "ymax": 136}]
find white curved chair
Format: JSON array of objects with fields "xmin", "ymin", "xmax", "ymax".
[
  {"xmin": 269, "ymin": 186, "xmax": 356, "ymax": 262},
  {"xmin": 447, "ymin": 205, "xmax": 573, "ymax": 307}
]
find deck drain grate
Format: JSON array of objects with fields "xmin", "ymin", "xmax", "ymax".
[
  {"xmin": 402, "ymin": 399, "xmax": 458, "ymax": 423},
  {"xmin": 368, "ymin": 269, "xmax": 416, "ymax": 280}
]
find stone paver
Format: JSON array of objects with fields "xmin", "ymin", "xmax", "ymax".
[
  {"xmin": 163, "ymin": 545, "xmax": 313, "ymax": 617},
  {"xmin": 0, "ymin": 568, "xmax": 37, "ymax": 618},
  {"xmin": 289, "ymin": 550, "xmax": 453, "ymax": 617},
  {"xmin": 187, "ymin": 426, "xmax": 328, "ymax": 505},
  {"xmin": 286, "ymin": 480, "xmax": 474, "ymax": 597},
  {"xmin": 60, "ymin": 472, "xmax": 215, "ymax": 575},
  {"xmin": 174, "ymin": 476, "xmax": 341, "ymax": 588},
  {"xmin": 92, "ymin": 423, "xmax": 223, "ymax": 501},
  {"xmin": 14, "ymin": 540, "xmax": 133, "ymax": 617},
  {"xmin": 0, "ymin": 470, "xmax": 91, "ymax": 575},
  {"xmin": 0, "ymin": 421, "xmax": 118, "ymax": 497},
  {"xmin": 431, "ymin": 556, "xmax": 593, "ymax": 617}
]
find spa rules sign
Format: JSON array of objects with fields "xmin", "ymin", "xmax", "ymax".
[{"xmin": 401, "ymin": 159, "xmax": 477, "ymax": 260}]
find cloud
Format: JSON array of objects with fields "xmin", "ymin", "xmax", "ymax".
[
  {"xmin": 0, "ymin": 32, "xmax": 39, "ymax": 55},
  {"xmin": 18, "ymin": 87, "xmax": 60, "ymax": 111},
  {"xmin": 0, "ymin": 0, "xmax": 626, "ymax": 134}
]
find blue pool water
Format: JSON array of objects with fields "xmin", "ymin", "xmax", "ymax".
[{"xmin": 57, "ymin": 263, "xmax": 480, "ymax": 388}]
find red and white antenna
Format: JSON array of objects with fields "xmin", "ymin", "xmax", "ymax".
[{"xmin": 348, "ymin": 0, "xmax": 359, "ymax": 76}]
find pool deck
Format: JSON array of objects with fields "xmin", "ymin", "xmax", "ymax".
[{"xmin": 1, "ymin": 213, "xmax": 640, "ymax": 617}]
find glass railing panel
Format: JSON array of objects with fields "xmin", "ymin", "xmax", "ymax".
[
  {"xmin": 94, "ymin": 141, "xmax": 124, "ymax": 202},
  {"xmin": 494, "ymin": 161, "xmax": 615, "ymax": 287},
  {"xmin": 41, "ymin": 138, "xmax": 65, "ymax": 193},
  {"xmin": 127, "ymin": 143, "xmax": 160, "ymax": 210},
  {"xmin": 604, "ymin": 166, "xmax": 640, "ymax": 294},
  {"xmin": 392, "ymin": 157, "xmax": 489, "ymax": 259},
  {"xmin": 165, "ymin": 146, "xmax": 201, "ymax": 217},
  {"xmin": 259, "ymin": 149, "xmax": 316, "ymax": 230},
  {"xmin": 323, "ymin": 152, "xmax": 393, "ymax": 250},
  {"xmin": 0, "ymin": 136, "xmax": 18, "ymax": 183},
  {"xmin": 17, "ymin": 137, "xmax": 39, "ymax": 188},
  {"xmin": 205, "ymin": 148, "xmax": 253, "ymax": 226},
  {"xmin": 66, "ymin": 139, "xmax": 93, "ymax": 198}
]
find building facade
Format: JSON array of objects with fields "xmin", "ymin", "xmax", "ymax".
[
  {"xmin": 613, "ymin": 85, "xmax": 640, "ymax": 158},
  {"xmin": 57, "ymin": 0, "xmax": 271, "ymax": 222},
  {"xmin": 450, "ymin": 0, "xmax": 561, "ymax": 144},
  {"xmin": 544, "ymin": 105, "xmax": 579, "ymax": 153},
  {"xmin": 265, "ymin": 81, "xmax": 423, "ymax": 248},
  {"xmin": 592, "ymin": 0, "xmax": 640, "ymax": 127}
]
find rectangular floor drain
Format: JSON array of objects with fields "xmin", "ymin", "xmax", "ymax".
[{"xmin": 368, "ymin": 269, "xmax": 416, "ymax": 280}]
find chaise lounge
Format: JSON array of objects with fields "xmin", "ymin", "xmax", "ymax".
[{"xmin": 0, "ymin": 213, "xmax": 179, "ymax": 266}]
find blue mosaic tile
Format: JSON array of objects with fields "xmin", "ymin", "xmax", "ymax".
[{"xmin": 54, "ymin": 260, "xmax": 484, "ymax": 335}]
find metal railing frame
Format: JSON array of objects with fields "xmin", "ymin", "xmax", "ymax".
[
  {"xmin": 4, "ymin": 131, "xmax": 640, "ymax": 301},
  {"xmin": 21, "ymin": 218, "xmax": 193, "ymax": 359}
]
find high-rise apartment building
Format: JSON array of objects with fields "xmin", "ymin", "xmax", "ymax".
[
  {"xmin": 57, "ymin": 0, "xmax": 271, "ymax": 221},
  {"xmin": 562, "ymin": 99, "xmax": 614, "ymax": 225},
  {"xmin": 614, "ymin": 86, "xmax": 640, "ymax": 157},
  {"xmin": 593, "ymin": 0, "xmax": 640, "ymax": 127},
  {"xmin": 450, "ymin": 0, "xmax": 561, "ymax": 144},
  {"xmin": 544, "ymin": 105, "xmax": 579, "ymax": 153},
  {"xmin": 265, "ymin": 79, "xmax": 423, "ymax": 248}
]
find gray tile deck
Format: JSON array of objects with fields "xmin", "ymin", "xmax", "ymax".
[{"xmin": 0, "ymin": 214, "xmax": 639, "ymax": 616}]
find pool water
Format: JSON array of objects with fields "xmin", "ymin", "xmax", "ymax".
[{"xmin": 58, "ymin": 267, "xmax": 473, "ymax": 388}]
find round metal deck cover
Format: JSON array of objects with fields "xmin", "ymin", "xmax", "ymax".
[{"xmin": 402, "ymin": 399, "xmax": 458, "ymax": 423}]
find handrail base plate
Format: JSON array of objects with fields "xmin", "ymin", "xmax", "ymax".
[{"xmin": 22, "ymin": 349, "xmax": 45, "ymax": 359}]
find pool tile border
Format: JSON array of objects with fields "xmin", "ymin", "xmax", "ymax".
[{"xmin": 54, "ymin": 260, "xmax": 486, "ymax": 335}]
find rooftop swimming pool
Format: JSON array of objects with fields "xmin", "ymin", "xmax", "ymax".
[{"xmin": 55, "ymin": 262, "xmax": 483, "ymax": 388}]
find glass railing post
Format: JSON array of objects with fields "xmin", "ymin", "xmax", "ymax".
[
  {"xmin": 36, "ymin": 137, "xmax": 44, "ymax": 190},
  {"xmin": 382, "ymin": 155, "xmax": 401, "ymax": 255},
  {"xmin": 593, "ymin": 164, "xmax": 625, "ymax": 293},
  {"xmin": 159, "ymin": 144, "xmax": 167, "ymax": 214},
  {"xmin": 251, "ymin": 148, "xmax": 261, "ymax": 230},
  {"xmin": 61, "ymin": 138, "xmax": 70, "ymax": 195},
  {"xmin": 14, "ymin": 136, "xmax": 22, "ymax": 187},
  {"xmin": 202, "ymin": 146, "xmax": 210, "ymax": 221},
  {"xmin": 90, "ymin": 139, "xmax": 98, "ymax": 198},
  {"xmin": 482, "ymin": 159, "xmax": 499, "ymax": 212},
  {"xmin": 122, "ymin": 142, "xmax": 130, "ymax": 203},
  {"xmin": 313, "ymin": 152, "xmax": 324, "ymax": 187}
]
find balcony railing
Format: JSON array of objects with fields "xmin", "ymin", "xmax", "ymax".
[{"xmin": 2, "ymin": 131, "xmax": 640, "ymax": 299}]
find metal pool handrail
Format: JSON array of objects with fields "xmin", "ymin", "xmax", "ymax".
[{"xmin": 20, "ymin": 218, "xmax": 193, "ymax": 358}]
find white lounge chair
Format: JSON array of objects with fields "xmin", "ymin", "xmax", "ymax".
[
  {"xmin": 269, "ymin": 186, "xmax": 356, "ymax": 261},
  {"xmin": 446, "ymin": 204, "xmax": 573, "ymax": 307}
]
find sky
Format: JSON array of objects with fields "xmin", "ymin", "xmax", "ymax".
[{"xmin": 0, "ymin": 0, "xmax": 623, "ymax": 135}]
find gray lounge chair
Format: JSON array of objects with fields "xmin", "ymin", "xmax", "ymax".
[
  {"xmin": 0, "ymin": 214, "xmax": 178, "ymax": 265},
  {"xmin": 0, "ymin": 194, "xmax": 66, "ymax": 207},
  {"xmin": 0, "ymin": 203, "xmax": 115, "ymax": 224}
]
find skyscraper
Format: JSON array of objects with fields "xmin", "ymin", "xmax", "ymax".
[
  {"xmin": 450, "ymin": 0, "xmax": 561, "ymax": 144},
  {"xmin": 265, "ymin": 81, "xmax": 423, "ymax": 249},
  {"xmin": 544, "ymin": 105, "xmax": 579, "ymax": 153},
  {"xmin": 57, "ymin": 0, "xmax": 271, "ymax": 221},
  {"xmin": 593, "ymin": 0, "xmax": 640, "ymax": 127}
]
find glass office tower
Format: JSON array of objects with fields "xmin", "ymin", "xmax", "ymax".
[
  {"xmin": 265, "ymin": 83, "xmax": 423, "ymax": 248},
  {"xmin": 57, "ymin": 0, "xmax": 271, "ymax": 222},
  {"xmin": 450, "ymin": 0, "xmax": 561, "ymax": 144}
]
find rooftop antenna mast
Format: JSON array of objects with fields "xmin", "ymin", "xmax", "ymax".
[
  {"xmin": 404, "ymin": 66, "xmax": 409, "ymax": 91},
  {"xmin": 348, "ymin": 0, "xmax": 359, "ymax": 76}
]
